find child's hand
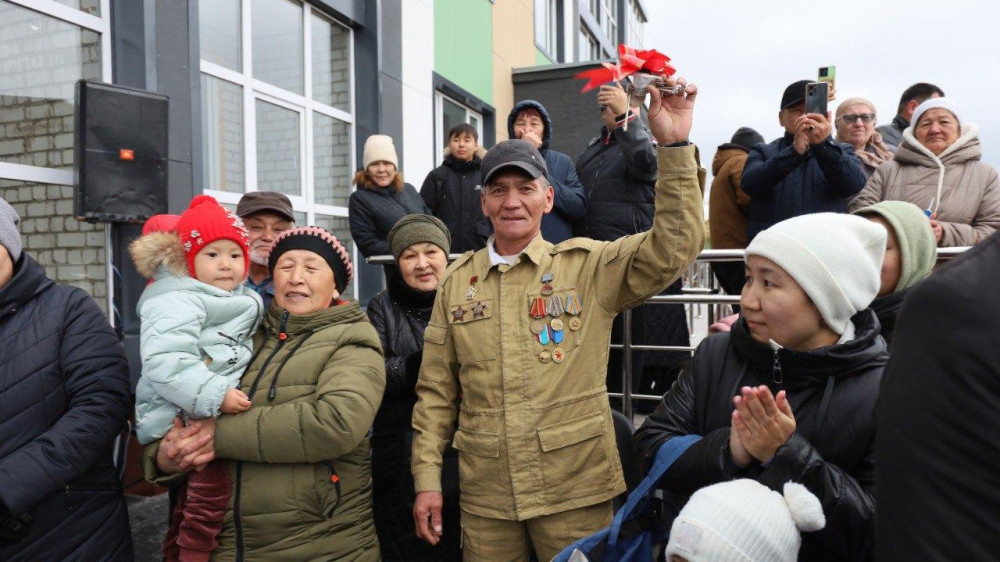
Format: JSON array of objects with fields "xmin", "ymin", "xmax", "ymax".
[{"xmin": 221, "ymin": 388, "xmax": 251, "ymax": 414}]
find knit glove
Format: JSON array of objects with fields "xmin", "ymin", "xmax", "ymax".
[{"xmin": 0, "ymin": 500, "xmax": 32, "ymax": 546}]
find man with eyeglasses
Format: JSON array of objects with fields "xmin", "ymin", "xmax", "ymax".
[
  {"xmin": 876, "ymin": 82, "xmax": 945, "ymax": 148},
  {"xmin": 741, "ymin": 79, "xmax": 866, "ymax": 242}
]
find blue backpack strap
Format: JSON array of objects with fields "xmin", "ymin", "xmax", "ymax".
[{"xmin": 607, "ymin": 434, "xmax": 700, "ymax": 547}]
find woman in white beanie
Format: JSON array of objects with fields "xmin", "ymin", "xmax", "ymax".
[
  {"xmin": 348, "ymin": 134, "xmax": 429, "ymax": 259},
  {"xmin": 636, "ymin": 213, "xmax": 887, "ymax": 562},
  {"xmin": 850, "ymin": 97, "xmax": 1000, "ymax": 247}
]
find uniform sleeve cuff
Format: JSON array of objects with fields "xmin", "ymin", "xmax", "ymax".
[{"xmin": 413, "ymin": 469, "xmax": 443, "ymax": 493}]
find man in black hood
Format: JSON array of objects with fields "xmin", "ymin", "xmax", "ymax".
[
  {"xmin": 507, "ymin": 100, "xmax": 587, "ymax": 243},
  {"xmin": 876, "ymin": 233, "xmax": 1000, "ymax": 559}
]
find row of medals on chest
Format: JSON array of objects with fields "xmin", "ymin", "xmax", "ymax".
[{"xmin": 456, "ymin": 273, "xmax": 583, "ymax": 365}]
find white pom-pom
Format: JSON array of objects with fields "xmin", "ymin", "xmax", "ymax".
[{"xmin": 783, "ymin": 482, "xmax": 826, "ymax": 532}]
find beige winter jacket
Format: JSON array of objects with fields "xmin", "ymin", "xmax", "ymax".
[{"xmin": 850, "ymin": 124, "xmax": 1000, "ymax": 246}]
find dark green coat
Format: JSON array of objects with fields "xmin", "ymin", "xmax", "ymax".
[{"xmin": 146, "ymin": 301, "xmax": 385, "ymax": 561}]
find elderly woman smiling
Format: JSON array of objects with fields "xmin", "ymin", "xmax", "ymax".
[
  {"xmin": 365, "ymin": 215, "xmax": 461, "ymax": 561},
  {"xmin": 851, "ymin": 97, "xmax": 1000, "ymax": 246},
  {"xmin": 834, "ymin": 97, "xmax": 894, "ymax": 180},
  {"xmin": 145, "ymin": 226, "xmax": 386, "ymax": 561}
]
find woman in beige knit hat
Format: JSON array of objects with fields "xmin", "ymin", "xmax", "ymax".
[{"xmin": 348, "ymin": 134, "xmax": 429, "ymax": 260}]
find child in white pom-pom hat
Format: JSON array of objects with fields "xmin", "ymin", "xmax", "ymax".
[{"xmin": 665, "ymin": 479, "xmax": 825, "ymax": 562}]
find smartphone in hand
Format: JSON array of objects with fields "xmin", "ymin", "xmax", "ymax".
[
  {"xmin": 818, "ymin": 65, "xmax": 836, "ymax": 92},
  {"xmin": 805, "ymin": 82, "xmax": 829, "ymax": 115}
]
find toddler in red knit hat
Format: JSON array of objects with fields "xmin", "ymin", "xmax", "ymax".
[{"xmin": 129, "ymin": 195, "xmax": 263, "ymax": 562}]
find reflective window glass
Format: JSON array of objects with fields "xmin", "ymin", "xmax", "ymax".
[
  {"xmin": 0, "ymin": 2, "xmax": 101, "ymax": 170},
  {"xmin": 255, "ymin": 99, "xmax": 301, "ymax": 196}
]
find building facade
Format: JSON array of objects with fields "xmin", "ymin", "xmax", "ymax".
[{"xmin": 0, "ymin": 0, "xmax": 647, "ymax": 375}]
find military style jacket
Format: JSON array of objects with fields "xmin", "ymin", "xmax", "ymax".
[{"xmin": 411, "ymin": 145, "xmax": 705, "ymax": 521}]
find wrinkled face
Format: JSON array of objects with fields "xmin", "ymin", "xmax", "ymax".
[
  {"xmin": 512, "ymin": 109, "xmax": 545, "ymax": 141},
  {"xmin": 836, "ymin": 103, "xmax": 876, "ymax": 147},
  {"xmin": 272, "ymin": 249, "xmax": 338, "ymax": 314},
  {"xmin": 779, "ymin": 103, "xmax": 805, "ymax": 136},
  {"xmin": 243, "ymin": 212, "xmax": 293, "ymax": 266},
  {"xmin": 481, "ymin": 168, "xmax": 553, "ymax": 250},
  {"xmin": 449, "ymin": 133, "xmax": 478, "ymax": 162},
  {"xmin": 741, "ymin": 255, "xmax": 835, "ymax": 351},
  {"xmin": 914, "ymin": 108, "xmax": 960, "ymax": 155},
  {"xmin": 0, "ymin": 245, "xmax": 12, "ymax": 289},
  {"xmin": 398, "ymin": 242, "xmax": 448, "ymax": 293},
  {"xmin": 366, "ymin": 161, "xmax": 397, "ymax": 188},
  {"xmin": 193, "ymin": 239, "xmax": 246, "ymax": 291},
  {"xmin": 866, "ymin": 216, "xmax": 902, "ymax": 297}
]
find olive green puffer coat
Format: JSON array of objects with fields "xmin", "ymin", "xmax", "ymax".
[
  {"xmin": 216, "ymin": 301, "xmax": 385, "ymax": 561},
  {"xmin": 147, "ymin": 300, "xmax": 386, "ymax": 561}
]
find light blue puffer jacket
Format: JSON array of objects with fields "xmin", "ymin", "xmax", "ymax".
[{"xmin": 131, "ymin": 232, "xmax": 263, "ymax": 444}]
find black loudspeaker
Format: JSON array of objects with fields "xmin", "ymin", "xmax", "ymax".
[{"xmin": 75, "ymin": 80, "xmax": 169, "ymax": 223}]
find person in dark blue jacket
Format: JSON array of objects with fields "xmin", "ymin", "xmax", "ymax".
[
  {"xmin": 507, "ymin": 100, "xmax": 587, "ymax": 243},
  {"xmin": 0, "ymin": 197, "xmax": 133, "ymax": 561},
  {"xmin": 741, "ymin": 80, "xmax": 867, "ymax": 241}
]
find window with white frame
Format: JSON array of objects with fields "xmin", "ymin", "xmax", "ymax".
[
  {"xmin": 578, "ymin": 26, "xmax": 601, "ymax": 61},
  {"xmin": 0, "ymin": 0, "xmax": 114, "ymax": 314},
  {"xmin": 434, "ymin": 92, "xmax": 483, "ymax": 166},
  {"xmin": 600, "ymin": 0, "xmax": 617, "ymax": 47},
  {"xmin": 626, "ymin": 0, "xmax": 645, "ymax": 48},
  {"xmin": 0, "ymin": 0, "xmax": 111, "ymax": 184},
  {"xmin": 199, "ymin": 0, "xmax": 358, "ymax": 298},
  {"xmin": 534, "ymin": 0, "xmax": 558, "ymax": 61}
]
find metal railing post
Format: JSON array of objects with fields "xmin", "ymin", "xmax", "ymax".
[{"xmin": 621, "ymin": 307, "xmax": 634, "ymax": 421}]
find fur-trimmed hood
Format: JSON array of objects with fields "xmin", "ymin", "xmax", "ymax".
[{"xmin": 129, "ymin": 231, "xmax": 187, "ymax": 279}]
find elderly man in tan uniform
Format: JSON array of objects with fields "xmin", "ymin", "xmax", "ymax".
[{"xmin": 411, "ymin": 75, "xmax": 705, "ymax": 561}]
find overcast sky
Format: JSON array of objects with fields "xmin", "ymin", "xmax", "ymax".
[{"xmin": 645, "ymin": 0, "xmax": 1000, "ymax": 170}]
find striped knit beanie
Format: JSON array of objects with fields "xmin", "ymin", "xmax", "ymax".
[{"xmin": 268, "ymin": 226, "xmax": 353, "ymax": 293}]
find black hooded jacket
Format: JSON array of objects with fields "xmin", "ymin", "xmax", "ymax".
[
  {"xmin": 0, "ymin": 254, "xmax": 133, "ymax": 561},
  {"xmin": 575, "ymin": 118, "xmax": 660, "ymax": 241},
  {"xmin": 635, "ymin": 311, "xmax": 887, "ymax": 562},
  {"xmin": 420, "ymin": 149, "xmax": 490, "ymax": 253},
  {"xmin": 507, "ymin": 100, "xmax": 587, "ymax": 243},
  {"xmin": 876, "ymin": 233, "xmax": 1000, "ymax": 560}
]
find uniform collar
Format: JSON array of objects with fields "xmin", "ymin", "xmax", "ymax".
[{"xmin": 478, "ymin": 234, "xmax": 547, "ymax": 280}]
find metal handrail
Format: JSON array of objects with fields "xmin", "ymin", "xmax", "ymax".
[
  {"xmin": 365, "ymin": 246, "xmax": 970, "ymax": 265},
  {"xmin": 366, "ymin": 246, "xmax": 971, "ymax": 420}
]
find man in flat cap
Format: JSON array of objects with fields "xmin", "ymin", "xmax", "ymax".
[
  {"xmin": 410, "ymin": 75, "xmax": 706, "ymax": 561},
  {"xmin": 236, "ymin": 192, "xmax": 295, "ymax": 308}
]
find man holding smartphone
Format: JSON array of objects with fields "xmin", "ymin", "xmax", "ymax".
[{"xmin": 741, "ymin": 79, "xmax": 866, "ymax": 242}]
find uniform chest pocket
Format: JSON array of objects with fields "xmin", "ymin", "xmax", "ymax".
[{"xmin": 450, "ymin": 299, "xmax": 497, "ymax": 363}]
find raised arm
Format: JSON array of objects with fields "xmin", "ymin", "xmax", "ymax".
[{"xmin": 592, "ymin": 76, "xmax": 706, "ymax": 314}]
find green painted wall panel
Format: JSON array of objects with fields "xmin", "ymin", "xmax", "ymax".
[{"xmin": 434, "ymin": 0, "xmax": 493, "ymax": 104}]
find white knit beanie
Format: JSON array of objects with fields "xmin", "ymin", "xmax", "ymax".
[
  {"xmin": 664, "ymin": 480, "xmax": 826, "ymax": 562},
  {"xmin": 745, "ymin": 213, "xmax": 885, "ymax": 335},
  {"xmin": 363, "ymin": 134, "xmax": 399, "ymax": 169},
  {"xmin": 910, "ymin": 97, "xmax": 963, "ymax": 128}
]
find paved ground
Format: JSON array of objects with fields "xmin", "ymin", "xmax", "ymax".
[{"xmin": 128, "ymin": 493, "xmax": 169, "ymax": 562}]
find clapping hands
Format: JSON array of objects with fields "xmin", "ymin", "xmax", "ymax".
[{"xmin": 729, "ymin": 385, "xmax": 796, "ymax": 466}]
